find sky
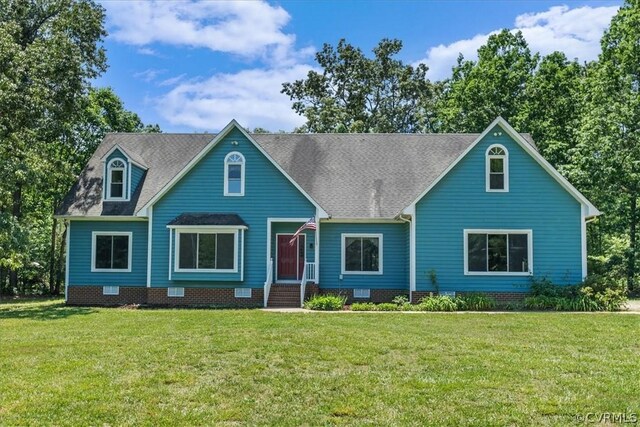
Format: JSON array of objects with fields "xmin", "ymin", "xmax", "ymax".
[{"xmin": 97, "ymin": 0, "xmax": 622, "ymax": 133}]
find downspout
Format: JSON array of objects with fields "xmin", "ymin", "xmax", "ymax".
[{"xmin": 397, "ymin": 214, "xmax": 414, "ymax": 303}]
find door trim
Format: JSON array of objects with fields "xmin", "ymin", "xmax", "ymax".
[{"xmin": 275, "ymin": 233, "xmax": 306, "ymax": 283}]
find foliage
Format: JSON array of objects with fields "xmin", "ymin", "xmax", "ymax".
[
  {"xmin": 527, "ymin": 276, "xmax": 627, "ymax": 311},
  {"xmin": 375, "ymin": 302, "xmax": 400, "ymax": 311},
  {"xmin": 350, "ymin": 302, "xmax": 377, "ymax": 311},
  {"xmin": 416, "ymin": 295, "xmax": 458, "ymax": 312},
  {"xmin": 391, "ymin": 295, "xmax": 409, "ymax": 305},
  {"xmin": 455, "ymin": 294, "xmax": 497, "ymax": 311},
  {"xmin": 282, "ymin": 38, "xmax": 438, "ymax": 133},
  {"xmin": 303, "ymin": 294, "xmax": 346, "ymax": 311}
]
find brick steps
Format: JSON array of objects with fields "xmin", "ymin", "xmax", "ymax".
[{"xmin": 268, "ymin": 284, "xmax": 302, "ymax": 308}]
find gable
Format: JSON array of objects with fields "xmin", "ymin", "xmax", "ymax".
[{"xmin": 404, "ymin": 118, "xmax": 600, "ymax": 218}]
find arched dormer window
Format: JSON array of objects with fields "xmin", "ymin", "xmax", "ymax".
[
  {"xmin": 107, "ymin": 159, "xmax": 127, "ymax": 200},
  {"xmin": 224, "ymin": 152, "xmax": 245, "ymax": 196},
  {"xmin": 486, "ymin": 145, "xmax": 508, "ymax": 192}
]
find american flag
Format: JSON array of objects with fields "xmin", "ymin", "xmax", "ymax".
[{"xmin": 289, "ymin": 217, "xmax": 317, "ymax": 245}]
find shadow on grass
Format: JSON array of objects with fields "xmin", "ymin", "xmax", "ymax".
[{"xmin": 0, "ymin": 299, "xmax": 96, "ymax": 321}]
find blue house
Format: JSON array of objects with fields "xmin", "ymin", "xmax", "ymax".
[{"xmin": 56, "ymin": 117, "xmax": 600, "ymax": 307}]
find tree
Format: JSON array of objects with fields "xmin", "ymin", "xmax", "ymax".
[
  {"xmin": 571, "ymin": 0, "xmax": 640, "ymax": 290},
  {"xmin": 0, "ymin": 0, "xmax": 107, "ymax": 291},
  {"xmin": 522, "ymin": 52, "xmax": 584, "ymax": 168},
  {"xmin": 282, "ymin": 38, "xmax": 437, "ymax": 133},
  {"xmin": 437, "ymin": 30, "xmax": 539, "ymax": 133}
]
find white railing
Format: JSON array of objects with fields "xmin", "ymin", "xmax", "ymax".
[
  {"xmin": 305, "ymin": 262, "xmax": 317, "ymax": 284},
  {"xmin": 300, "ymin": 263, "xmax": 307, "ymax": 308},
  {"xmin": 264, "ymin": 258, "xmax": 273, "ymax": 307}
]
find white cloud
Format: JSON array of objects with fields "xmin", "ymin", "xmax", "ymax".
[
  {"xmin": 133, "ymin": 68, "xmax": 166, "ymax": 83},
  {"xmin": 104, "ymin": 0, "xmax": 295, "ymax": 60},
  {"xmin": 159, "ymin": 74, "xmax": 187, "ymax": 87},
  {"xmin": 156, "ymin": 65, "xmax": 313, "ymax": 131},
  {"xmin": 417, "ymin": 4, "xmax": 619, "ymax": 81}
]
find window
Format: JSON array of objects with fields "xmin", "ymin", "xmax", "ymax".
[
  {"xmin": 168, "ymin": 287, "xmax": 185, "ymax": 297},
  {"xmin": 235, "ymin": 288, "xmax": 252, "ymax": 298},
  {"xmin": 342, "ymin": 234, "xmax": 382, "ymax": 274},
  {"xmin": 486, "ymin": 145, "xmax": 508, "ymax": 192},
  {"xmin": 176, "ymin": 231, "xmax": 237, "ymax": 272},
  {"xmin": 92, "ymin": 232, "xmax": 132, "ymax": 272},
  {"xmin": 103, "ymin": 286, "xmax": 119, "ymax": 295},
  {"xmin": 224, "ymin": 152, "xmax": 245, "ymax": 196},
  {"xmin": 107, "ymin": 159, "xmax": 127, "ymax": 200},
  {"xmin": 353, "ymin": 289, "xmax": 371, "ymax": 298},
  {"xmin": 465, "ymin": 230, "xmax": 532, "ymax": 275}
]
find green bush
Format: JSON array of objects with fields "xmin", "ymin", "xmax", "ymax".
[
  {"xmin": 416, "ymin": 296, "xmax": 458, "ymax": 312},
  {"xmin": 456, "ymin": 294, "xmax": 496, "ymax": 311},
  {"xmin": 527, "ymin": 276, "xmax": 627, "ymax": 311},
  {"xmin": 392, "ymin": 295, "xmax": 409, "ymax": 305},
  {"xmin": 304, "ymin": 294, "xmax": 346, "ymax": 311},
  {"xmin": 376, "ymin": 303, "xmax": 400, "ymax": 311},
  {"xmin": 351, "ymin": 302, "xmax": 376, "ymax": 311}
]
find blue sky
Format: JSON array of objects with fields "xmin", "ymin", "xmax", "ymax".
[{"xmin": 97, "ymin": 0, "xmax": 621, "ymax": 133}]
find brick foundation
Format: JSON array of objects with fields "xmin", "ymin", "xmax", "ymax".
[
  {"xmin": 319, "ymin": 288, "xmax": 408, "ymax": 304},
  {"xmin": 411, "ymin": 290, "xmax": 527, "ymax": 303},
  {"xmin": 67, "ymin": 286, "xmax": 147, "ymax": 306},
  {"xmin": 67, "ymin": 286, "xmax": 263, "ymax": 307}
]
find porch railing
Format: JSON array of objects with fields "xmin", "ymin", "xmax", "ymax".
[
  {"xmin": 304, "ymin": 262, "xmax": 317, "ymax": 284},
  {"xmin": 264, "ymin": 258, "xmax": 273, "ymax": 308},
  {"xmin": 300, "ymin": 263, "xmax": 307, "ymax": 308}
]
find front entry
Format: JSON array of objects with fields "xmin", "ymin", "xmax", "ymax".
[{"xmin": 276, "ymin": 234, "xmax": 305, "ymax": 282}]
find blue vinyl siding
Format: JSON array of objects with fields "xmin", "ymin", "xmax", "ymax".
[
  {"xmin": 68, "ymin": 220, "xmax": 148, "ymax": 286},
  {"xmin": 131, "ymin": 164, "xmax": 145, "ymax": 196},
  {"xmin": 319, "ymin": 223, "xmax": 408, "ymax": 290},
  {"xmin": 415, "ymin": 125, "xmax": 583, "ymax": 293},
  {"xmin": 150, "ymin": 128, "xmax": 316, "ymax": 288}
]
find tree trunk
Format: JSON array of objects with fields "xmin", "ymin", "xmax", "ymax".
[
  {"xmin": 628, "ymin": 195, "xmax": 637, "ymax": 291},
  {"xmin": 8, "ymin": 183, "xmax": 22, "ymax": 291},
  {"xmin": 49, "ymin": 215, "xmax": 57, "ymax": 294},
  {"xmin": 55, "ymin": 224, "xmax": 67, "ymax": 295}
]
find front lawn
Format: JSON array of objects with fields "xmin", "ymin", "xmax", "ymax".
[{"xmin": 1, "ymin": 300, "xmax": 638, "ymax": 425}]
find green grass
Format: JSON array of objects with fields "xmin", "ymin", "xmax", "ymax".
[{"xmin": 1, "ymin": 299, "xmax": 639, "ymax": 426}]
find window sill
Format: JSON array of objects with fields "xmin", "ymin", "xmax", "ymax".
[
  {"xmin": 92, "ymin": 268, "xmax": 132, "ymax": 273},
  {"xmin": 174, "ymin": 268, "xmax": 238, "ymax": 274},
  {"xmin": 464, "ymin": 271, "xmax": 532, "ymax": 276},
  {"xmin": 341, "ymin": 271, "xmax": 383, "ymax": 276}
]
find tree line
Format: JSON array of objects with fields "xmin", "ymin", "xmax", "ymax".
[
  {"xmin": 1, "ymin": 0, "xmax": 638, "ymax": 295},
  {"xmin": 283, "ymin": 1, "xmax": 640, "ymax": 292},
  {"xmin": 0, "ymin": 0, "xmax": 159, "ymax": 297}
]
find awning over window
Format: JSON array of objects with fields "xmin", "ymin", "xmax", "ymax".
[{"xmin": 168, "ymin": 213, "xmax": 248, "ymax": 227}]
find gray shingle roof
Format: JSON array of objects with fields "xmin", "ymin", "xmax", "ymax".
[
  {"xmin": 168, "ymin": 213, "xmax": 248, "ymax": 227},
  {"xmin": 56, "ymin": 130, "xmax": 536, "ymax": 219}
]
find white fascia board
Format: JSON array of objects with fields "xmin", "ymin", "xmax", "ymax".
[
  {"xmin": 321, "ymin": 218, "xmax": 404, "ymax": 223},
  {"xmin": 136, "ymin": 119, "xmax": 329, "ymax": 218},
  {"xmin": 401, "ymin": 117, "xmax": 601, "ymax": 218}
]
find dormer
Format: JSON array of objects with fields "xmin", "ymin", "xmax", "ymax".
[{"xmin": 101, "ymin": 145, "xmax": 148, "ymax": 202}]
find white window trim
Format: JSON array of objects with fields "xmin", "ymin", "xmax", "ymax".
[
  {"xmin": 105, "ymin": 158, "xmax": 130, "ymax": 201},
  {"xmin": 174, "ymin": 227, "xmax": 240, "ymax": 273},
  {"xmin": 167, "ymin": 287, "xmax": 184, "ymax": 297},
  {"xmin": 341, "ymin": 233, "xmax": 383, "ymax": 275},
  {"xmin": 485, "ymin": 144, "xmax": 509, "ymax": 193},
  {"xmin": 103, "ymin": 285, "xmax": 120, "ymax": 295},
  {"xmin": 353, "ymin": 288, "xmax": 371, "ymax": 298},
  {"xmin": 91, "ymin": 231, "xmax": 133, "ymax": 273},
  {"xmin": 463, "ymin": 229, "xmax": 533, "ymax": 276},
  {"xmin": 224, "ymin": 151, "xmax": 245, "ymax": 197},
  {"xmin": 235, "ymin": 288, "xmax": 252, "ymax": 298}
]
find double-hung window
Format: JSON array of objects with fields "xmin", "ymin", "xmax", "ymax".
[
  {"xmin": 465, "ymin": 230, "xmax": 532, "ymax": 275},
  {"xmin": 92, "ymin": 232, "xmax": 132, "ymax": 272},
  {"xmin": 224, "ymin": 152, "xmax": 245, "ymax": 196},
  {"xmin": 342, "ymin": 234, "xmax": 382, "ymax": 274},
  {"xmin": 486, "ymin": 145, "xmax": 508, "ymax": 192},
  {"xmin": 176, "ymin": 231, "xmax": 237, "ymax": 272},
  {"xmin": 106, "ymin": 159, "xmax": 127, "ymax": 200}
]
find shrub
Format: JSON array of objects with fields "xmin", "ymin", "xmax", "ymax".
[
  {"xmin": 416, "ymin": 296, "xmax": 458, "ymax": 312},
  {"xmin": 351, "ymin": 302, "xmax": 376, "ymax": 311},
  {"xmin": 392, "ymin": 295, "xmax": 409, "ymax": 306},
  {"xmin": 376, "ymin": 303, "xmax": 400, "ymax": 311},
  {"xmin": 457, "ymin": 294, "xmax": 496, "ymax": 311},
  {"xmin": 527, "ymin": 275, "xmax": 627, "ymax": 311},
  {"xmin": 304, "ymin": 294, "xmax": 346, "ymax": 311}
]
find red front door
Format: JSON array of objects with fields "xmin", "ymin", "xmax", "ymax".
[{"xmin": 277, "ymin": 234, "xmax": 305, "ymax": 281}]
